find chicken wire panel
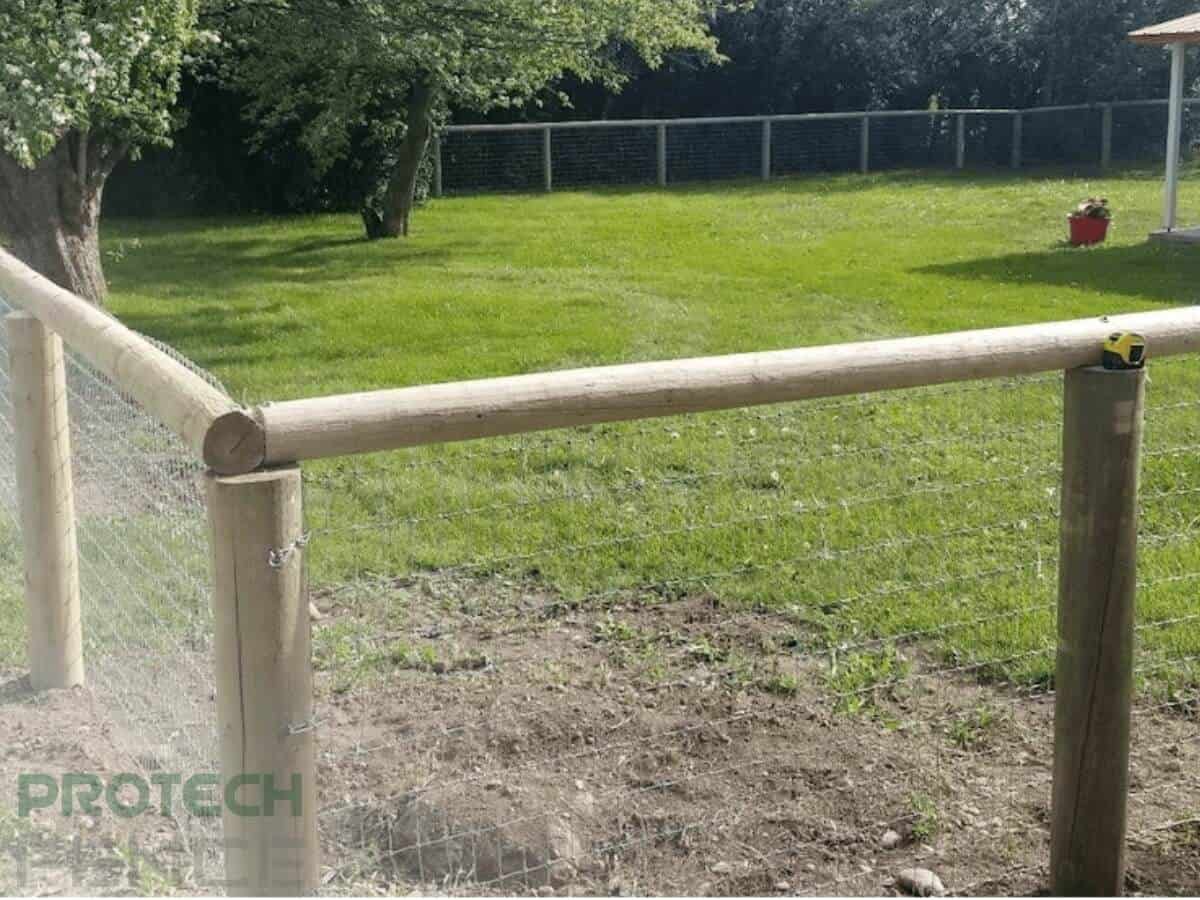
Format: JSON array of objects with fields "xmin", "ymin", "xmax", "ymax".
[
  {"xmin": 0, "ymin": 295, "xmax": 220, "ymax": 836},
  {"xmin": 303, "ymin": 362, "xmax": 1200, "ymax": 895},
  {"xmin": 772, "ymin": 117, "xmax": 860, "ymax": 176},
  {"xmin": 440, "ymin": 129, "xmax": 544, "ymax": 195},
  {"xmin": 870, "ymin": 113, "xmax": 957, "ymax": 170},
  {"xmin": 665, "ymin": 120, "xmax": 762, "ymax": 184},
  {"xmin": 551, "ymin": 126, "xmax": 658, "ymax": 189},
  {"xmin": 964, "ymin": 114, "xmax": 1018, "ymax": 168},
  {"xmin": 1022, "ymin": 108, "xmax": 1103, "ymax": 168}
]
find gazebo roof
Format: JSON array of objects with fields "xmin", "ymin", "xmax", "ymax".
[{"xmin": 1130, "ymin": 11, "xmax": 1200, "ymax": 45}]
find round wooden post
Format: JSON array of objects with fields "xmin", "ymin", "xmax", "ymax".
[
  {"xmin": 657, "ymin": 124, "xmax": 668, "ymax": 187},
  {"xmin": 7, "ymin": 312, "xmax": 84, "ymax": 690},
  {"xmin": 432, "ymin": 136, "xmax": 443, "ymax": 198},
  {"xmin": 860, "ymin": 114, "xmax": 871, "ymax": 174},
  {"xmin": 955, "ymin": 113, "xmax": 967, "ymax": 169},
  {"xmin": 760, "ymin": 119, "xmax": 772, "ymax": 181},
  {"xmin": 206, "ymin": 467, "xmax": 318, "ymax": 895},
  {"xmin": 1011, "ymin": 112, "xmax": 1023, "ymax": 169},
  {"xmin": 1052, "ymin": 365, "xmax": 1145, "ymax": 897},
  {"xmin": 542, "ymin": 126, "xmax": 553, "ymax": 193}
]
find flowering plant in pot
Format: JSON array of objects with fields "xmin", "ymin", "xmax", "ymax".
[{"xmin": 1068, "ymin": 197, "xmax": 1111, "ymax": 246}]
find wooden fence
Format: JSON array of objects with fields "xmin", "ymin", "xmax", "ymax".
[{"xmin": 1, "ymin": 246, "xmax": 1197, "ymax": 894}]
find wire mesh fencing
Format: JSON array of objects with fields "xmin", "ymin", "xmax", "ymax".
[
  {"xmin": 302, "ymin": 356, "xmax": 1200, "ymax": 895},
  {"xmin": 0, "ymin": 293, "xmax": 223, "ymax": 887},
  {"xmin": 436, "ymin": 99, "xmax": 1200, "ymax": 199}
]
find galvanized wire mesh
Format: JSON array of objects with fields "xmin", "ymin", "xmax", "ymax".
[
  {"xmin": 0, "ymin": 293, "xmax": 222, "ymax": 875},
  {"xmin": 436, "ymin": 100, "xmax": 1199, "ymax": 199},
  {"xmin": 304, "ymin": 359, "xmax": 1200, "ymax": 895}
]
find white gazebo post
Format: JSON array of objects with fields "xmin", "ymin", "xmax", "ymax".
[
  {"xmin": 1131, "ymin": 12, "xmax": 1200, "ymax": 243},
  {"xmin": 1165, "ymin": 41, "xmax": 1187, "ymax": 231}
]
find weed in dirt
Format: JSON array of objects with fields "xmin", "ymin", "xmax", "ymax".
[
  {"xmin": 828, "ymin": 646, "xmax": 910, "ymax": 716},
  {"xmin": 909, "ymin": 792, "xmax": 941, "ymax": 841},
  {"xmin": 948, "ymin": 704, "xmax": 1005, "ymax": 750}
]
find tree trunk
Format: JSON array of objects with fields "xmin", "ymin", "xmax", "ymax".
[
  {"xmin": 0, "ymin": 132, "xmax": 123, "ymax": 305},
  {"xmin": 361, "ymin": 79, "xmax": 437, "ymax": 240}
]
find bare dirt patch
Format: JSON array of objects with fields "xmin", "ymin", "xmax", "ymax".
[{"xmin": 311, "ymin": 578, "xmax": 1200, "ymax": 896}]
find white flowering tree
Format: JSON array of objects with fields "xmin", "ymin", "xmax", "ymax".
[
  {"xmin": 217, "ymin": 0, "xmax": 730, "ymax": 240},
  {"xmin": 0, "ymin": 1, "xmax": 206, "ymax": 303}
]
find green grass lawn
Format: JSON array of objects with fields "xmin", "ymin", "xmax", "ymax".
[{"xmin": 99, "ymin": 167, "xmax": 1200, "ymax": 702}]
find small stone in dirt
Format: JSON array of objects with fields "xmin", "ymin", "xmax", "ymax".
[
  {"xmin": 535, "ymin": 887, "xmax": 556, "ymax": 897},
  {"xmin": 308, "ymin": 602, "xmax": 324, "ymax": 621},
  {"xmin": 710, "ymin": 861, "xmax": 733, "ymax": 875},
  {"xmin": 773, "ymin": 881, "xmax": 790, "ymax": 892},
  {"xmin": 881, "ymin": 829, "xmax": 902, "ymax": 849},
  {"xmin": 897, "ymin": 867, "xmax": 947, "ymax": 897}
]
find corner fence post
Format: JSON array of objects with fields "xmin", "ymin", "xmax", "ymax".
[
  {"xmin": 1012, "ymin": 112, "xmax": 1023, "ymax": 170},
  {"xmin": 542, "ymin": 125, "xmax": 553, "ymax": 193},
  {"xmin": 7, "ymin": 312, "xmax": 84, "ymax": 690},
  {"xmin": 206, "ymin": 467, "xmax": 318, "ymax": 896},
  {"xmin": 1052, "ymin": 365, "xmax": 1144, "ymax": 897}
]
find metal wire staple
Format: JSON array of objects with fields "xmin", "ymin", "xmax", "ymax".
[{"xmin": 268, "ymin": 532, "xmax": 311, "ymax": 568}]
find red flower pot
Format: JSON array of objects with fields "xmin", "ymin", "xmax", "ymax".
[{"xmin": 1069, "ymin": 214, "xmax": 1110, "ymax": 246}]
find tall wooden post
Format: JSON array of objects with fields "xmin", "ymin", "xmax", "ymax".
[
  {"xmin": 542, "ymin": 126, "xmax": 553, "ymax": 193},
  {"xmin": 760, "ymin": 119, "xmax": 772, "ymax": 181},
  {"xmin": 1052, "ymin": 365, "xmax": 1144, "ymax": 897},
  {"xmin": 1101, "ymin": 104, "xmax": 1114, "ymax": 171},
  {"xmin": 657, "ymin": 124, "xmax": 668, "ymax": 188},
  {"xmin": 860, "ymin": 114, "xmax": 871, "ymax": 174},
  {"xmin": 1011, "ymin": 112, "xmax": 1024, "ymax": 170},
  {"xmin": 955, "ymin": 113, "xmax": 967, "ymax": 169},
  {"xmin": 207, "ymin": 467, "xmax": 318, "ymax": 896},
  {"xmin": 8, "ymin": 312, "xmax": 84, "ymax": 690}
]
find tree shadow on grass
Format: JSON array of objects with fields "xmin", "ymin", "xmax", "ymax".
[
  {"xmin": 915, "ymin": 240, "xmax": 1200, "ymax": 307},
  {"xmin": 105, "ymin": 231, "xmax": 456, "ymax": 298}
]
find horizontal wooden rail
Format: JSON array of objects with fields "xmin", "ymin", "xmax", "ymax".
[
  {"xmin": 442, "ymin": 98, "xmax": 1187, "ymax": 136},
  {"xmin": 257, "ymin": 308, "xmax": 1200, "ymax": 467},
  {"xmin": 0, "ymin": 250, "xmax": 264, "ymax": 475}
]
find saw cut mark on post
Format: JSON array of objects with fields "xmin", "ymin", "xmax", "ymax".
[
  {"xmin": 1052, "ymin": 365, "xmax": 1145, "ymax": 897},
  {"xmin": 8, "ymin": 312, "xmax": 84, "ymax": 690},
  {"xmin": 207, "ymin": 467, "xmax": 318, "ymax": 896}
]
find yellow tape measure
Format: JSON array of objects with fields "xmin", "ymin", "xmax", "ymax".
[{"xmin": 1102, "ymin": 333, "xmax": 1147, "ymax": 371}]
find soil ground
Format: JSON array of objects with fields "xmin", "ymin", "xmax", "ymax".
[{"xmin": 2, "ymin": 578, "xmax": 1199, "ymax": 896}]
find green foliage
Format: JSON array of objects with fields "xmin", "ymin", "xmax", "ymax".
[
  {"xmin": 210, "ymin": 0, "xmax": 728, "ymax": 212},
  {"xmin": 828, "ymin": 646, "xmax": 910, "ymax": 716},
  {"xmin": 948, "ymin": 705, "xmax": 1004, "ymax": 750},
  {"xmin": 0, "ymin": 0, "xmax": 207, "ymax": 167},
  {"xmin": 909, "ymin": 792, "xmax": 940, "ymax": 841}
]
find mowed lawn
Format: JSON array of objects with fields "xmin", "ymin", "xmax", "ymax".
[{"xmin": 102, "ymin": 169, "xmax": 1200, "ymax": 700}]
